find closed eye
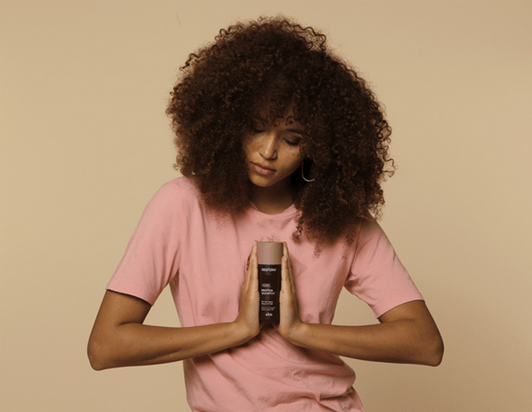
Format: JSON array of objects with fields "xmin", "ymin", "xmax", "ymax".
[
  {"xmin": 284, "ymin": 129, "xmax": 304, "ymax": 147},
  {"xmin": 284, "ymin": 138, "xmax": 301, "ymax": 146}
]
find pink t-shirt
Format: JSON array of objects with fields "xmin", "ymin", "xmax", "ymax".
[{"xmin": 107, "ymin": 177, "xmax": 423, "ymax": 411}]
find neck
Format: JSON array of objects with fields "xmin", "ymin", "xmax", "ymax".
[{"xmin": 250, "ymin": 182, "xmax": 294, "ymax": 215}]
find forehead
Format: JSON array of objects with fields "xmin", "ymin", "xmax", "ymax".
[{"xmin": 253, "ymin": 105, "xmax": 305, "ymax": 128}]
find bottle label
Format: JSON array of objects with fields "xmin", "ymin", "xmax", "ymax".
[{"xmin": 258, "ymin": 264, "xmax": 281, "ymax": 323}]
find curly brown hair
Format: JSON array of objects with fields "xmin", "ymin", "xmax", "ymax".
[{"xmin": 166, "ymin": 16, "xmax": 394, "ymax": 245}]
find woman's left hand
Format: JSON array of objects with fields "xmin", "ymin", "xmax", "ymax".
[
  {"xmin": 274, "ymin": 242, "xmax": 304, "ymax": 341},
  {"xmin": 272, "ymin": 242, "xmax": 443, "ymax": 366}
]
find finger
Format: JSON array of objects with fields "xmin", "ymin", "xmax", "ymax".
[
  {"xmin": 249, "ymin": 254, "xmax": 258, "ymax": 286},
  {"xmin": 245, "ymin": 242, "xmax": 258, "ymax": 288},
  {"xmin": 244, "ymin": 242, "xmax": 255, "ymax": 287},
  {"xmin": 281, "ymin": 255, "xmax": 288, "ymax": 285},
  {"xmin": 281, "ymin": 256, "xmax": 293, "ymax": 297},
  {"xmin": 282, "ymin": 242, "xmax": 294, "ymax": 287},
  {"xmin": 282, "ymin": 242, "xmax": 291, "ymax": 265}
]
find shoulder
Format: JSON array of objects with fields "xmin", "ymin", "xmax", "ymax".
[
  {"xmin": 356, "ymin": 216, "xmax": 388, "ymax": 244},
  {"xmin": 350, "ymin": 216, "xmax": 399, "ymax": 263},
  {"xmin": 139, "ymin": 176, "xmax": 203, "ymax": 221},
  {"xmin": 151, "ymin": 176, "xmax": 202, "ymax": 206},
  {"xmin": 160, "ymin": 176, "xmax": 200, "ymax": 197}
]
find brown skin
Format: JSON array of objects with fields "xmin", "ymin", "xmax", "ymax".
[
  {"xmin": 166, "ymin": 17, "xmax": 396, "ymax": 245},
  {"xmin": 88, "ymin": 147, "xmax": 443, "ymax": 370},
  {"xmin": 89, "ymin": 16, "xmax": 443, "ymax": 373},
  {"xmin": 276, "ymin": 243, "xmax": 443, "ymax": 366},
  {"xmin": 88, "ymin": 243, "xmax": 261, "ymax": 370},
  {"xmin": 88, "ymin": 242, "xmax": 443, "ymax": 370},
  {"xmin": 244, "ymin": 108, "xmax": 306, "ymax": 214}
]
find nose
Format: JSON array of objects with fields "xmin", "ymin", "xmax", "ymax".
[{"xmin": 259, "ymin": 132, "xmax": 278, "ymax": 160}]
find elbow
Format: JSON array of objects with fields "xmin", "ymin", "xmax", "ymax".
[
  {"xmin": 421, "ymin": 334, "xmax": 444, "ymax": 367},
  {"xmin": 431, "ymin": 337, "xmax": 444, "ymax": 366},
  {"xmin": 87, "ymin": 337, "xmax": 113, "ymax": 371}
]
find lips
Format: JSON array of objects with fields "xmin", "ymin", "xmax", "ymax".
[{"xmin": 251, "ymin": 162, "xmax": 276, "ymax": 176}]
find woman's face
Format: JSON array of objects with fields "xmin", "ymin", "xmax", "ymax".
[{"xmin": 243, "ymin": 109, "xmax": 305, "ymax": 191}]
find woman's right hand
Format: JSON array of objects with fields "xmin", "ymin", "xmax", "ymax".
[
  {"xmin": 233, "ymin": 241, "xmax": 262, "ymax": 340},
  {"xmin": 88, "ymin": 241, "xmax": 262, "ymax": 370}
]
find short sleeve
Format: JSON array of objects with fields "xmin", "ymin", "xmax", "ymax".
[
  {"xmin": 344, "ymin": 218, "xmax": 423, "ymax": 318},
  {"xmin": 106, "ymin": 183, "xmax": 182, "ymax": 305}
]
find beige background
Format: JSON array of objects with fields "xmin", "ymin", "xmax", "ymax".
[{"xmin": 1, "ymin": 1, "xmax": 531, "ymax": 411}]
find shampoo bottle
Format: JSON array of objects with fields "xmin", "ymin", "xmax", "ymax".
[{"xmin": 257, "ymin": 241, "xmax": 283, "ymax": 323}]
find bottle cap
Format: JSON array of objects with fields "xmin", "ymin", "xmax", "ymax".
[{"xmin": 257, "ymin": 241, "xmax": 283, "ymax": 264}]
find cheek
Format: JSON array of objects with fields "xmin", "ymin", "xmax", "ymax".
[
  {"xmin": 286, "ymin": 152, "xmax": 304, "ymax": 172},
  {"xmin": 241, "ymin": 139, "xmax": 254, "ymax": 158}
]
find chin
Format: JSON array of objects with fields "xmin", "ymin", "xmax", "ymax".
[{"xmin": 250, "ymin": 177, "xmax": 276, "ymax": 188}]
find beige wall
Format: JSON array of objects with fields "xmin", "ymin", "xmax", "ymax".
[{"xmin": 1, "ymin": 1, "xmax": 531, "ymax": 410}]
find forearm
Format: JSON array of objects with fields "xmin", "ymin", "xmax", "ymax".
[
  {"xmin": 89, "ymin": 320, "xmax": 250, "ymax": 370},
  {"xmin": 88, "ymin": 287, "xmax": 260, "ymax": 371},
  {"xmin": 277, "ymin": 246, "xmax": 443, "ymax": 366},
  {"xmin": 287, "ymin": 318, "xmax": 443, "ymax": 366},
  {"xmin": 89, "ymin": 245, "xmax": 262, "ymax": 371}
]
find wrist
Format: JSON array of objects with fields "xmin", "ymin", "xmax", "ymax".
[
  {"xmin": 230, "ymin": 318, "xmax": 260, "ymax": 346},
  {"xmin": 283, "ymin": 321, "xmax": 310, "ymax": 348}
]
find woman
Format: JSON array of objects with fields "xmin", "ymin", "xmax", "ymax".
[{"xmin": 88, "ymin": 16, "xmax": 443, "ymax": 411}]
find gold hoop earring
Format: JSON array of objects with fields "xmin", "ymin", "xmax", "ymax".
[{"xmin": 301, "ymin": 159, "xmax": 315, "ymax": 183}]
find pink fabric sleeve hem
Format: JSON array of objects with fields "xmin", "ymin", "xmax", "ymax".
[
  {"xmin": 106, "ymin": 280, "xmax": 158, "ymax": 306},
  {"xmin": 372, "ymin": 296, "xmax": 424, "ymax": 319}
]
